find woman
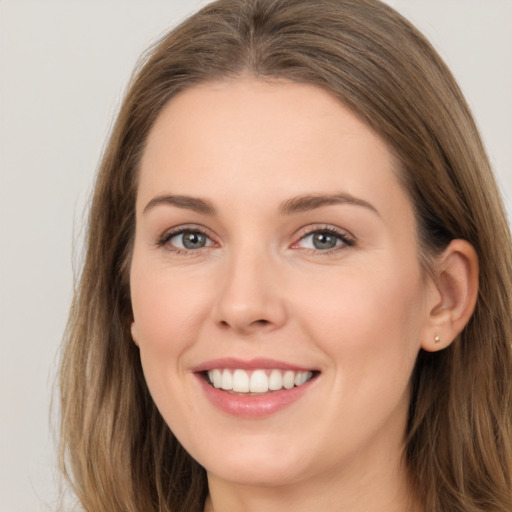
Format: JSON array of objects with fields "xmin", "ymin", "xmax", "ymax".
[{"xmin": 59, "ymin": 0, "xmax": 512, "ymax": 510}]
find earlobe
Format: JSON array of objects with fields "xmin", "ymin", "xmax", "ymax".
[
  {"xmin": 131, "ymin": 322, "xmax": 139, "ymax": 346},
  {"xmin": 421, "ymin": 239, "xmax": 479, "ymax": 352}
]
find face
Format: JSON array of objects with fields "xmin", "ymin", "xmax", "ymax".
[{"xmin": 130, "ymin": 78, "xmax": 433, "ymax": 489}]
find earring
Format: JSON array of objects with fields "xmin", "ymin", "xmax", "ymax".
[{"xmin": 434, "ymin": 334, "xmax": 441, "ymax": 344}]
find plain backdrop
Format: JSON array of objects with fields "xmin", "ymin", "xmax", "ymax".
[{"xmin": 1, "ymin": 1, "xmax": 511, "ymax": 510}]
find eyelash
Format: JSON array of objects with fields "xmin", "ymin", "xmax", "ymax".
[
  {"xmin": 156, "ymin": 226, "xmax": 215, "ymax": 255},
  {"xmin": 292, "ymin": 226, "xmax": 355, "ymax": 254},
  {"xmin": 156, "ymin": 225, "xmax": 356, "ymax": 255}
]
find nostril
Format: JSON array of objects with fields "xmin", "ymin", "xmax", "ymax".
[
  {"xmin": 252, "ymin": 319, "xmax": 270, "ymax": 326},
  {"xmin": 217, "ymin": 318, "xmax": 272, "ymax": 332}
]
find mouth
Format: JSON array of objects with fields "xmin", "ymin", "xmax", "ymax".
[
  {"xmin": 193, "ymin": 358, "xmax": 319, "ymax": 417},
  {"xmin": 204, "ymin": 368, "xmax": 316, "ymax": 395}
]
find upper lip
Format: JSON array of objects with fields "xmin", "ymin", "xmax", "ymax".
[{"xmin": 192, "ymin": 357, "xmax": 317, "ymax": 373}]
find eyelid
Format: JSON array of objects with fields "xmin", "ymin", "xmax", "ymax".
[
  {"xmin": 291, "ymin": 224, "xmax": 356, "ymax": 251},
  {"xmin": 156, "ymin": 224, "xmax": 218, "ymax": 250},
  {"xmin": 155, "ymin": 223, "xmax": 355, "ymax": 254}
]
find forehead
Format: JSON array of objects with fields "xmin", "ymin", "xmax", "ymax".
[{"xmin": 138, "ymin": 78, "xmax": 411, "ymax": 223}]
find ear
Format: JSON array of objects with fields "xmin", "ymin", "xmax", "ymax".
[
  {"xmin": 421, "ymin": 239, "xmax": 479, "ymax": 352},
  {"xmin": 130, "ymin": 321, "xmax": 139, "ymax": 346}
]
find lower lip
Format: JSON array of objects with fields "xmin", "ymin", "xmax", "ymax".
[{"xmin": 195, "ymin": 374, "xmax": 315, "ymax": 418}]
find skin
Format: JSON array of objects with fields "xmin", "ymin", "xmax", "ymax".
[{"xmin": 130, "ymin": 78, "xmax": 449, "ymax": 512}]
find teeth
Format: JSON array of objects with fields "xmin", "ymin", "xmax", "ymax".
[
  {"xmin": 212, "ymin": 369, "xmax": 222, "ymax": 388},
  {"xmin": 283, "ymin": 370, "xmax": 295, "ymax": 389},
  {"xmin": 268, "ymin": 369, "xmax": 282, "ymax": 391},
  {"xmin": 250, "ymin": 369, "xmax": 269, "ymax": 393},
  {"xmin": 206, "ymin": 368, "xmax": 313, "ymax": 393},
  {"xmin": 232, "ymin": 369, "xmax": 249, "ymax": 392},
  {"xmin": 221, "ymin": 369, "xmax": 233, "ymax": 390}
]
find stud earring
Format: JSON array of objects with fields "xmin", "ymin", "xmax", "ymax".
[{"xmin": 434, "ymin": 334, "xmax": 441, "ymax": 344}]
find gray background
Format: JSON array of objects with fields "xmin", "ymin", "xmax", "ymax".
[{"xmin": 1, "ymin": 1, "xmax": 511, "ymax": 510}]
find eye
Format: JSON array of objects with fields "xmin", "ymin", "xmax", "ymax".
[
  {"xmin": 159, "ymin": 228, "xmax": 214, "ymax": 251},
  {"xmin": 293, "ymin": 227, "xmax": 354, "ymax": 252}
]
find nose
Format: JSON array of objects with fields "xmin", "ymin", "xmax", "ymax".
[{"xmin": 212, "ymin": 247, "xmax": 287, "ymax": 336}]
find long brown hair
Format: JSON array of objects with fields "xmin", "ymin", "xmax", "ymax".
[{"xmin": 59, "ymin": 0, "xmax": 512, "ymax": 510}]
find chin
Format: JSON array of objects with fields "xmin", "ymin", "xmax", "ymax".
[
  {"xmin": 195, "ymin": 441, "xmax": 310, "ymax": 487},
  {"xmin": 206, "ymin": 462, "xmax": 304, "ymax": 488}
]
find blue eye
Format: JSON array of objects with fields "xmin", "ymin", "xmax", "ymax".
[
  {"xmin": 296, "ymin": 229, "xmax": 353, "ymax": 251},
  {"xmin": 163, "ymin": 230, "xmax": 213, "ymax": 250}
]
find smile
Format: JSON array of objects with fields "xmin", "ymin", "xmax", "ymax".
[
  {"xmin": 207, "ymin": 368, "xmax": 314, "ymax": 394},
  {"xmin": 194, "ymin": 358, "xmax": 319, "ymax": 417}
]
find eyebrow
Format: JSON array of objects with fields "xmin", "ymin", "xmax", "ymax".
[
  {"xmin": 279, "ymin": 193, "xmax": 380, "ymax": 216},
  {"xmin": 142, "ymin": 192, "xmax": 379, "ymax": 217},
  {"xmin": 143, "ymin": 195, "xmax": 216, "ymax": 215}
]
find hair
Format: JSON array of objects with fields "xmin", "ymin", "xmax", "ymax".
[{"xmin": 59, "ymin": 0, "xmax": 512, "ymax": 510}]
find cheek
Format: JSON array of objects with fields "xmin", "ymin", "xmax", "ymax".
[
  {"xmin": 298, "ymin": 270, "xmax": 425, "ymax": 458},
  {"xmin": 298, "ymin": 261, "xmax": 425, "ymax": 382},
  {"xmin": 130, "ymin": 259, "xmax": 213, "ymax": 418},
  {"xmin": 130, "ymin": 260, "xmax": 212, "ymax": 355}
]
